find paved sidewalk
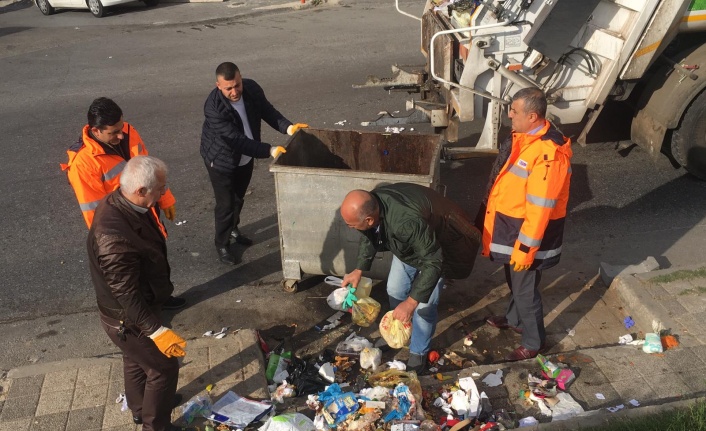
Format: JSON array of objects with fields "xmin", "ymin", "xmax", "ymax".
[
  {"xmin": 3, "ymin": 266, "xmax": 706, "ymax": 430},
  {"xmin": 0, "ymin": 330, "xmax": 268, "ymax": 431}
]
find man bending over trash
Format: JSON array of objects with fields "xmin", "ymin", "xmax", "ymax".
[{"xmin": 340, "ymin": 183, "xmax": 480, "ymax": 372}]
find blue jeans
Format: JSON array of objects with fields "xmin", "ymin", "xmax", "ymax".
[{"xmin": 386, "ymin": 255, "xmax": 443, "ymax": 356}]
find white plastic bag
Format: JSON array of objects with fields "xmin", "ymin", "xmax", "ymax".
[
  {"xmin": 259, "ymin": 413, "xmax": 316, "ymax": 431},
  {"xmin": 360, "ymin": 347, "xmax": 382, "ymax": 370},
  {"xmin": 327, "ymin": 287, "xmax": 349, "ymax": 311}
]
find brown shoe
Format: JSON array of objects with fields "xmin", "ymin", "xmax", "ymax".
[
  {"xmin": 485, "ymin": 315, "xmax": 510, "ymax": 329},
  {"xmin": 504, "ymin": 345, "xmax": 539, "ymax": 362},
  {"xmin": 486, "ymin": 316, "xmax": 523, "ymax": 334},
  {"xmin": 504, "ymin": 342, "xmax": 547, "ymax": 362}
]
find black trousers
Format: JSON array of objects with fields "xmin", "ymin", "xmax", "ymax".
[
  {"xmin": 205, "ymin": 160, "xmax": 254, "ymax": 248},
  {"xmin": 503, "ymin": 264, "xmax": 545, "ymax": 351},
  {"xmin": 102, "ymin": 320, "xmax": 179, "ymax": 431}
]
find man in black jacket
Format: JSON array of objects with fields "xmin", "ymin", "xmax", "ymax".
[
  {"xmin": 200, "ymin": 62, "xmax": 308, "ymax": 264},
  {"xmin": 88, "ymin": 156, "xmax": 192, "ymax": 431}
]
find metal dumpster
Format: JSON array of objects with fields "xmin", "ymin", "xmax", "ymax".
[{"xmin": 270, "ymin": 128, "xmax": 443, "ymax": 292}]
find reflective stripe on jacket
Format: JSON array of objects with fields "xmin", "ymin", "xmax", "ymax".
[
  {"xmin": 60, "ymin": 123, "xmax": 176, "ymax": 228},
  {"xmin": 481, "ymin": 121, "xmax": 572, "ymax": 270}
]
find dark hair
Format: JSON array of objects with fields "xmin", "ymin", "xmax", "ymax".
[
  {"xmin": 87, "ymin": 97, "xmax": 123, "ymax": 129},
  {"xmin": 513, "ymin": 88, "xmax": 547, "ymax": 118},
  {"xmin": 215, "ymin": 62, "xmax": 240, "ymax": 80}
]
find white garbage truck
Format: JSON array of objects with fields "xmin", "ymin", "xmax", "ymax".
[{"xmin": 359, "ymin": 0, "xmax": 706, "ymax": 178}]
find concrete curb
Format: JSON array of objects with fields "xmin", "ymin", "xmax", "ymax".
[{"xmin": 609, "ymin": 274, "xmax": 677, "ymax": 335}]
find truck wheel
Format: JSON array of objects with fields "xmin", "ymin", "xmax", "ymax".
[{"xmin": 672, "ymin": 90, "xmax": 706, "ymax": 180}]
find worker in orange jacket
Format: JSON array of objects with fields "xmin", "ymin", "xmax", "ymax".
[
  {"xmin": 62, "ymin": 97, "xmax": 186, "ymax": 310},
  {"xmin": 478, "ymin": 88, "xmax": 572, "ymax": 362}
]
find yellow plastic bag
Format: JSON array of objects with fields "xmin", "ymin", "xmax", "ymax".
[
  {"xmin": 379, "ymin": 311, "xmax": 412, "ymax": 349},
  {"xmin": 351, "ymin": 297, "xmax": 381, "ymax": 327}
]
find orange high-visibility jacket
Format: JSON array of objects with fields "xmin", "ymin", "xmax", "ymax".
[
  {"xmin": 482, "ymin": 121, "xmax": 572, "ymax": 269},
  {"xmin": 60, "ymin": 123, "xmax": 176, "ymax": 228}
]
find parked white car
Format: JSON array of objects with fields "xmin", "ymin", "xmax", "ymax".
[{"xmin": 35, "ymin": 0, "xmax": 157, "ymax": 17}]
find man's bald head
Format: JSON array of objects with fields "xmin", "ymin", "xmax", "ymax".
[{"xmin": 341, "ymin": 189, "xmax": 379, "ymax": 230}]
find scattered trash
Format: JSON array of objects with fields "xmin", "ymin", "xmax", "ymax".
[
  {"xmin": 443, "ymin": 351, "xmax": 464, "ymax": 368},
  {"xmin": 319, "ymin": 384, "xmax": 359, "ymax": 426},
  {"xmin": 270, "ymin": 381, "xmax": 296, "ymax": 404},
  {"xmin": 518, "ymin": 416, "xmax": 539, "ymax": 427},
  {"xmin": 630, "ymin": 399, "xmax": 640, "ymax": 407},
  {"xmin": 327, "ymin": 287, "xmax": 351, "ymax": 311},
  {"xmin": 175, "ymin": 220, "xmax": 188, "ymax": 226},
  {"xmin": 318, "ymin": 362, "xmax": 336, "ymax": 383},
  {"xmin": 550, "ymin": 392, "xmax": 585, "ymax": 421},
  {"xmin": 482, "ymin": 370, "xmax": 503, "ymax": 387},
  {"xmin": 115, "ymin": 393, "xmax": 128, "ymax": 412},
  {"xmin": 181, "ymin": 394, "xmax": 213, "ymax": 423},
  {"xmin": 555, "ymin": 369, "xmax": 575, "ymax": 390},
  {"xmin": 336, "ymin": 333, "xmax": 373, "ymax": 356},
  {"xmin": 208, "ymin": 391, "xmax": 273, "ymax": 428},
  {"xmin": 266, "ymin": 345, "xmax": 292, "ymax": 383},
  {"xmin": 427, "ymin": 351, "xmax": 440, "ymax": 364},
  {"xmin": 595, "ymin": 393, "xmax": 605, "ymax": 400},
  {"xmin": 643, "ymin": 333, "xmax": 664, "ymax": 353},
  {"xmin": 384, "ymin": 126, "xmax": 405, "ymax": 134},
  {"xmin": 566, "ymin": 328, "xmax": 576, "ymax": 337},
  {"xmin": 618, "ymin": 334, "xmax": 633, "ymax": 344},
  {"xmin": 536, "ymin": 354, "xmax": 561, "ymax": 378},
  {"xmin": 607, "ymin": 404, "xmax": 625, "ymax": 413},
  {"xmin": 360, "ymin": 347, "xmax": 382, "ymax": 370},
  {"xmin": 661, "ymin": 334, "xmax": 679, "ymax": 350},
  {"xmin": 624, "ymin": 316, "xmax": 635, "ymax": 329},
  {"xmin": 259, "ymin": 413, "xmax": 315, "ymax": 431},
  {"xmin": 387, "ymin": 360, "xmax": 406, "ymax": 371},
  {"xmin": 334, "ymin": 120, "xmax": 347, "ymax": 126}
]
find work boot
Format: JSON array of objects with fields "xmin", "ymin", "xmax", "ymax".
[
  {"xmin": 407, "ymin": 353, "xmax": 428, "ymax": 373},
  {"xmin": 230, "ymin": 228, "xmax": 253, "ymax": 246},
  {"xmin": 163, "ymin": 296, "xmax": 187, "ymax": 310},
  {"xmin": 217, "ymin": 247, "xmax": 239, "ymax": 265}
]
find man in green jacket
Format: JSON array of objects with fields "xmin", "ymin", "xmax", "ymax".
[{"xmin": 341, "ymin": 183, "xmax": 480, "ymax": 371}]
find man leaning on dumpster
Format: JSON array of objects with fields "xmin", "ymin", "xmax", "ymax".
[
  {"xmin": 87, "ymin": 156, "xmax": 194, "ymax": 431},
  {"xmin": 340, "ymin": 183, "xmax": 481, "ymax": 372},
  {"xmin": 200, "ymin": 61, "xmax": 308, "ymax": 265}
]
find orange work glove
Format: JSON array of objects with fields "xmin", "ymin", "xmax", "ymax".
[
  {"xmin": 509, "ymin": 259, "xmax": 531, "ymax": 272},
  {"xmin": 270, "ymin": 146, "xmax": 287, "ymax": 158},
  {"xmin": 287, "ymin": 123, "xmax": 309, "ymax": 136},
  {"xmin": 163, "ymin": 205, "xmax": 176, "ymax": 221},
  {"xmin": 149, "ymin": 327, "xmax": 186, "ymax": 358}
]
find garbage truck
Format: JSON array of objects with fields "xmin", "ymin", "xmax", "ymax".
[{"xmin": 358, "ymin": 0, "xmax": 706, "ymax": 179}]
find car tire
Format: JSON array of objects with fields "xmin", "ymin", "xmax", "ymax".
[
  {"xmin": 671, "ymin": 89, "xmax": 706, "ymax": 180},
  {"xmin": 144, "ymin": 0, "xmax": 158, "ymax": 7},
  {"xmin": 87, "ymin": 0, "xmax": 105, "ymax": 17},
  {"xmin": 36, "ymin": 0, "xmax": 56, "ymax": 15}
]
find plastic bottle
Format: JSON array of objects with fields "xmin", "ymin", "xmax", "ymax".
[
  {"xmin": 355, "ymin": 277, "xmax": 373, "ymax": 298},
  {"xmin": 266, "ymin": 344, "xmax": 284, "ymax": 382}
]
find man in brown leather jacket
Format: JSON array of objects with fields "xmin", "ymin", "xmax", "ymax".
[{"xmin": 87, "ymin": 156, "xmax": 192, "ymax": 431}]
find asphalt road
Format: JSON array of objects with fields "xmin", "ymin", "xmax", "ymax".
[{"xmin": 0, "ymin": 0, "xmax": 705, "ymax": 372}]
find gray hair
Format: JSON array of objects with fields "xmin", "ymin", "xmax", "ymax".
[
  {"xmin": 119, "ymin": 155, "xmax": 167, "ymax": 194},
  {"xmin": 512, "ymin": 88, "xmax": 547, "ymax": 118}
]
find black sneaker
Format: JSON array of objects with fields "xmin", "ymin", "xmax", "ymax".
[{"xmin": 163, "ymin": 296, "xmax": 187, "ymax": 310}]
